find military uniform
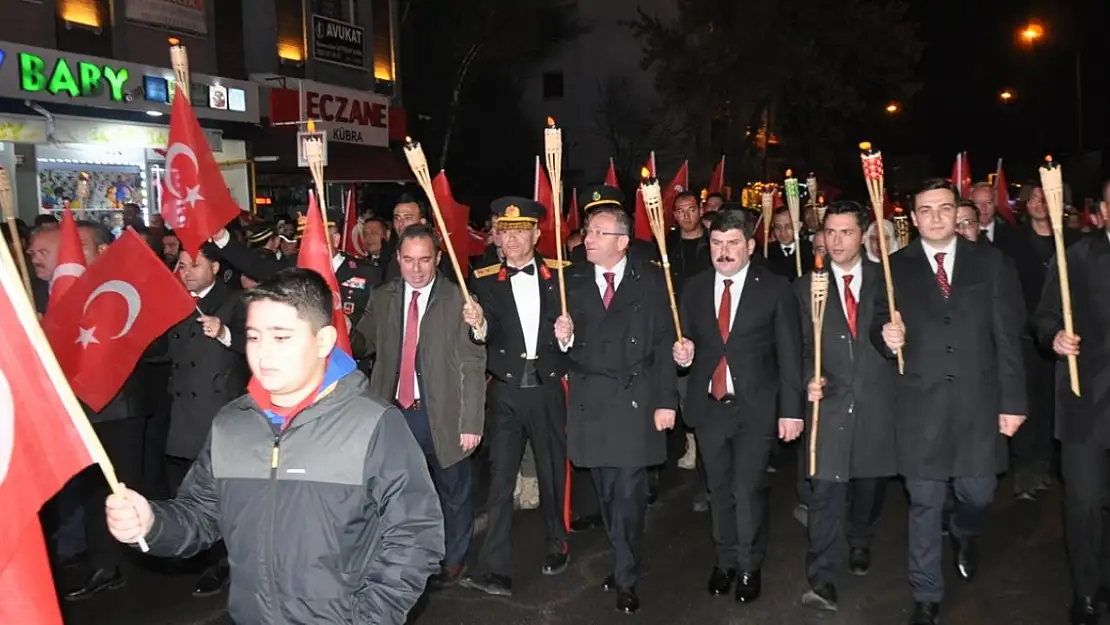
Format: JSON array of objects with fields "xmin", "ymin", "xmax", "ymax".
[{"xmin": 460, "ymin": 198, "xmax": 572, "ymax": 596}]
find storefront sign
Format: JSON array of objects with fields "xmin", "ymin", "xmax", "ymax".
[
  {"xmin": 0, "ymin": 114, "xmax": 222, "ymax": 151},
  {"xmin": 125, "ymin": 0, "xmax": 208, "ymax": 36},
  {"xmin": 311, "ymin": 15, "xmax": 365, "ymax": 70},
  {"xmin": 0, "ymin": 41, "xmax": 259, "ymax": 124},
  {"xmin": 259, "ymin": 76, "xmax": 389, "ymax": 147}
]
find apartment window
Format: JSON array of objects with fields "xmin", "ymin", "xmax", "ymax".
[
  {"xmin": 371, "ymin": 0, "xmax": 394, "ymax": 82},
  {"xmin": 276, "ymin": 0, "xmax": 306, "ymax": 63},
  {"xmin": 542, "ymin": 72, "xmax": 564, "ymax": 100},
  {"xmin": 56, "ymin": 0, "xmax": 112, "ymax": 57},
  {"xmin": 312, "ymin": 0, "xmax": 357, "ymax": 23}
]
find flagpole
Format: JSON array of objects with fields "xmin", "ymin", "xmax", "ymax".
[
  {"xmin": 0, "ymin": 234, "xmax": 149, "ymax": 552},
  {"xmin": 0, "ymin": 168, "xmax": 32, "ymax": 296}
]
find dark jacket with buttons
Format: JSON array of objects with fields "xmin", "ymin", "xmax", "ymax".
[{"xmin": 165, "ymin": 280, "xmax": 249, "ymax": 459}]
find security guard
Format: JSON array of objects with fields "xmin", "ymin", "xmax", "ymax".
[
  {"xmin": 459, "ymin": 197, "xmax": 571, "ymax": 597},
  {"xmin": 314, "ymin": 210, "xmax": 382, "ymax": 329}
]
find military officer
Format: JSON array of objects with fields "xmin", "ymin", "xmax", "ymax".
[{"xmin": 459, "ymin": 197, "xmax": 572, "ymax": 597}]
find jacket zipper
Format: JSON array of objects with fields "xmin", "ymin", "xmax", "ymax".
[{"xmin": 267, "ymin": 432, "xmax": 282, "ymax": 624}]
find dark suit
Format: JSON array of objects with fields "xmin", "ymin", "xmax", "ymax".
[
  {"xmin": 333, "ymin": 253, "xmax": 382, "ymax": 328},
  {"xmin": 1034, "ymin": 231, "xmax": 1110, "ymax": 598},
  {"xmin": 795, "ymin": 261, "xmax": 895, "ymax": 589},
  {"xmin": 679, "ymin": 264, "xmax": 802, "ymax": 572},
  {"xmin": 351, "ymin": 274, "xmax": 486, "ymax": 565},
  {"xmin": 560, "ymin": 256, "xmax": 677, "ymax": 588},
  {"xmin": 468, "ymin": 256, "xmax": 570, "ymax": 577},
  {"xmin": 870, "ymin": 237, "xmax": 1026, "ymax": 603},
  {"xmin": 763, "ymin": 240, "xmax": 814, "ymax": 281}
]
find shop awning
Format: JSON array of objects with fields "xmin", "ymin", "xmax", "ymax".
[{"xmin": 253, "ymin": 130, "xmax": 414, "ymax": 183}]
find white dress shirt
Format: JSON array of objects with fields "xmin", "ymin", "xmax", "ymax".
[
  {"xmin": 921, "ymin": 238, "xmax": 957, "ymax": 280},
  {"xmin": 705, "ymin": 266, "xmax": 748, "ymax": 395},
  {"xmin": 191, "ymin": 282, "xmax": 232, "ymax": 347},
  {"xmin": 830, "ymin": 260, "xmax": 862, "ymax": 321},
  {"xmin": 782, "ymin": 243, "xmax": 795, "ymax": 256},
  {"xmin": 510, "ymin": 261, "xmax": 542, "ymax": 358},
  {"xmin": 400, "ymin": 279, "xmax": 435, "ymax": 400},
  {"xmin": 331, "ymin": 253, "xmax": 344, "ymax": 272},
  {"xmin": 558, "ymin": 256, "xmax": 628, "ymax": 351}
]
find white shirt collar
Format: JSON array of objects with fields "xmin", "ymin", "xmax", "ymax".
[
  {"xmin": 831, "ymin": 258, "xmax": 862, "ymax": 283},
  {"xmin": 715, "ymin": 264, "xmax": 748, "ymax": 287},
  {"xmin": 920, "ymin": 237, "xmax": 957, "ymax": 259},
  {"xmin": 191, "ymin": 281, "xmax": 216, "ymax": 299},
  {"xmin": 331, "ymin": 253, "xmax": 344, "ymax": 272},
  {"xmin": 595, "ymin": 256, "xmax": 627, "ymax": 280},
  {"xmin": 404, "ymin": 278, "xmax": 435, "ymax": 297}
]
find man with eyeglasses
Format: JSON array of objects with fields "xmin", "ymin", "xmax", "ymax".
[
  {"xmin": 955, "ymin": 201, "xmax": 983, "ymax": 244},
  {"xmin": 874, "ymin": 178, "xmax": 1026, "ymax": 625}
]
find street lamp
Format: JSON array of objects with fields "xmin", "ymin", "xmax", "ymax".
[
  {"xmin": 1000, "ymin": 89, "xmax": 1014, "ymax": 102},
  {"xmin": 1020, "ymin": 22, "xmax": 1044, "ymax": 45},
  {"xmin": 1016, "ymin": 20, "xmax": 1083, "ymax": 152},
  {"xmin": 885, "ymin": 102, "xmax": 900, "ymax": 114}
]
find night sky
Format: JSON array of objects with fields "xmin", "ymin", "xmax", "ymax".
[{"xmin": 884, "ymin": 0, "xmax": 1106, "ymax": 189}]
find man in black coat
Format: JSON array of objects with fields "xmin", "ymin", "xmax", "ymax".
[
  {"xmin": 553, "ymin": 204, "xmax": 678, "ymax": 614},
  {"xmin": 764, "ymin": 206, "xmax": 814, "ymax": 281},
  {"xmin": 873, "ymin": 178, "xmax": 1027, "ymax": 625},
  {"xmin": 672, "ymin": 209, "xmax": 803, "ymax": 604},
  {"xmin": 969, "ymin": 182, "xmax": 1014, "ymax": 245},
  {"xmin": 459, "ymin": 198, "xmax": 571, "ymax": 597},
  {"xmin": 795, "ymin": 201, "xmax": 894, "ymax": 611},
  {"xmin": 1034, "ymin": 179, "xmax": 1110, "ymax": 625}
]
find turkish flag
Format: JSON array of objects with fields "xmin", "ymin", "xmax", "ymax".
[
  {"xmin": 662, "ymin": 160, "xmax": 689, "ymax": 230},
  {"xmin": 42, "ymin": 229, "xmax": 195, "ymax": 412},
  {"xmin": 466, "ymin": 227, "xmax": 487, "ymax": 257},
  {"xmin": 707, "ymin": 156, "xmax": 726, "ymax": 195},
  {"xmin": 951, "ymin": 151, "xmax": 971, "ymax": 199},
  {"xmin": 0, "ymin": 246, "xmax": 94, "ymax": 625},
  {"xmin": 994, "ymin": 159, "xmax": 1017, "ymax": 226},
  {"xmin": 430, "ymin": 171, "xmax": 473, "ymax": 277},
  {"xmin": 339, "ymin": 186, "xmax": 364, "ymax": 257},
  {"xmin": 161, "ymin": 84, "xmax": 241, "ymax": 257},
  {"xmin": 567, "ymin": 188, "xmax": 580, "ymax": 233},
  {"xmin": 298, "ymin": 192, "xmax": 352, "ymax": 355},
  {"xmin": 604, "ymin": 158, "xmax": 619, "ymax": 188},
  {"xmin": 48, "ymin": 207, "xmax": 87, "ymax": 312},
  {"xmin": 633, "ymin": 153, "xmax": 656, "ymax": 242}
]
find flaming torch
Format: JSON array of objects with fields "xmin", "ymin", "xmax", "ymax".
[
  {"xmin": 641, "ymin": 167, "xmax": 683, "ymax": 341},
  {"xmin": 302, "ymin": 120, "xmax": 331, "ymax": 255},
  {"xmin": 168, "ymin": 37, "xmax": 190, "ymax": 100},
  {"xmin": 761, "ymin": 189, "xmax": 774, "ymax": 257},
  {"xmin": 402, "ymin": 137, "xmax": 471, "ymax": 303},
  {"xmin": 808, "ymin": 253, "xmax": 830, "ymax": 476},
  {"xmin": 543, "ymin": 117, "xmax": 568, "ymax": 314},
  {"xmin": 860, "ymin": 141, "xmax": 903, "ymax": 374},
  {"xmin": 1039, "ymin": 156, "xmax": 1080, "ymax": 396},
  {"xmin": 784, "ymin": 170, "xmax": 803, "ymax": 277}
]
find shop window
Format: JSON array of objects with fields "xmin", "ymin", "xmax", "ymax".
[
  {"xmin": 371, "ymin": 0, "xmax": 394, "ymax": 83},
  {"xmin": 276, "ymin": 0, "xmax": 306, "ymax": 65},
  {"xmin": 312, "ymin": 0, "xmax": 357, "ymax": 23},
  {"xmin": 542, "ymin": 72, "xmax": 564, "ymax": 100},
  {"xmin": 56, "ymin": 0, "xmax": 112, "ymax": 58}
]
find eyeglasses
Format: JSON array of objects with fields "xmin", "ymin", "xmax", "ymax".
[
  {"xmin": 583, "ymin": 228, "xmax": 626, "ymax": 238},
  {"xmin": 956, "ymin": 219, "xmax": 976, "ymax": 228}
]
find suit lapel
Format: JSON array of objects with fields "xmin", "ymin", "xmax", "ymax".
[
  {"xmin": 604, "ymin": 260, "xmax": 637, "ymax": 316},
  {"xmin": 947, "ymin": 237, "xmax": 978, "ymax": 301},
  {"xmin": 822, "ymin": 270, "xmax": 852, "ymax": 340},
  {"xmin": 906, "ymin": 240, "xmax": 948, "ymax": 309}
]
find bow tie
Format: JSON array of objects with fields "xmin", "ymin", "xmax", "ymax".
[{"xmin": 507, "ymin": 264, "xmax": 535, "ymax": 277}]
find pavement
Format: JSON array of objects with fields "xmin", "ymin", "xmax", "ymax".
[{"xmin": 61, "ymin": 455, "xmax": 1072, "ymax": 625}]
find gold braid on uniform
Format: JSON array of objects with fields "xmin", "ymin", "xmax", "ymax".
[
  {"xmin": 543, "ymin": 258, "xmax": 571, "ymax": 270},
  {"xmin": 473, "ymin": 264, "xmax": 502, "ymax": 279}
]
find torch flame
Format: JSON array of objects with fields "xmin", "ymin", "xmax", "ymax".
[
  {"xmin": 168, "ymin": 37, "xmax": 180, "ymax": 46},
  {"xmin": 1044, "ymin": 154, "xmax": 1053, "ymax": 164},
  {"xmin": 405, "ymin": 136, "xmax": 413, "ymax": 145},
  {"xmin": 640, "ymin": 167, "xmax": 651, "ymax": 180},
  {"xmin": 307, "ymin": 120, "xmax": 316, "ymax": 133},
  {"xmin": 785, "ymin": 168, "xmax": 793, "ymax": 178},
  {"xmin": 815, "ymin": 254, "xmax": 824, "ymax": 270},
  {"xmin": 859, "ymin": 141, "xmax": 872, "ymax": 151},
  {"xmin": 546, "ymin": 116, "xmax": 556, "ymax": 127}
]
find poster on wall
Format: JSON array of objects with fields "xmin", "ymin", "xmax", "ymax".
[
  {"xmin": 311, "ymin": 15, "xmax": 365, "ymax": 69},
  {"xmin": 126, "ymin": 0, "xmax": 208, "ymax": 36}
]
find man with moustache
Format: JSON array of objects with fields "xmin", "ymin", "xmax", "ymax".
[
  {"xmin": 672, "ymin": 209, "xmax": 803, "ymax": 604},
  {"xmin": 351, "ymin": 224, "xmax": 486, "ymax": 589},
  {"xmin": 27, "ymin": 227, "xmax": 60, "ymax": 311},
  {"xmin": 459, "ymin": 198, "xmax": 571, "ymax": 597},
  {"xmin": 554, "ymin": 205, "xmax": 678, "ymax": 614},
  {"xmin": 1034, "ymin": 179, "xmax": 1110, "ymax": 625},
  {"xmin": 794, "ymin": 201, "xmax": 894, "ymax": 612},
  {"xmin": 874, "ymin": 178, "xmax": 1026, "ymax": 625}
]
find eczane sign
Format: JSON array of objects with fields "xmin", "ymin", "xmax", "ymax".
[{"xmin": 256, "ymin": 76, "xmax": 391, "ymax": 147}]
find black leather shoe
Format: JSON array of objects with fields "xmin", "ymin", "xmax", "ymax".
[
  {"xmin": 63, "ymin": 567, "xmax": 125, "ymax": 601},
  {"xmin": 428, "ymin": 564, "xmax": 467, "ymax": 590},
  {"xmin": 542, "ymin": 550, "xmax": 570, "ymax": 576},
  {"xmin": 707, "ymin": 567, "xmax": 736, "ymax": 595},
  {"xmin": 459, "ymin": 572, "xmax": 513, "ymax": 597},
  {"xmin": 909, "ymin": 601, "xmax": 940, "ymax": 625},
  {"xmin": 193, "ymin": 561, "xmax": 230, "ymax": 597},
  {"xmin": 954, "ymin": 537, "xmax": 977, "ymax": 581},
  {"xmin": 1070, "ymin": 596, "xmax": 1098, "ymax": 625},
  {"xmin": 616, "ymin": 587, "xmax": 639, "ymax": 614},
  {"xmin": 848, "ymin": 547, "xmax": 871, "ymax": 576},
  {"xmin": 570, "ymin": 515, "xmax": 603, "ymax": 533},
  {"xmin": 800, "ymin": 583, "xmax": 838, "ymax": 611},
  {"xmin": 734, "ymin": 570, "xmax": 761, "ymax": 603},
  {"xmin": 601, "ymin": 573, "xmax": 617, "ymax": 592}
]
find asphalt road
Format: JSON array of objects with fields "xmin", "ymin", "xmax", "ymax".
[{"xmin": 61, "ymin": 458, "xmax": 1071, "ymax": 625}]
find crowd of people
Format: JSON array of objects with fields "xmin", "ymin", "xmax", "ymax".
[{"xmin": 8, "ymin": 171, "xmax": 1110, "ymax": 625}]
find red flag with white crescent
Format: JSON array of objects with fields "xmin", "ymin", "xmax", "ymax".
[
  {"xmin": 339, "ymin": 186, "xmax": 365, "ymax": 257},
  {"xmin": 161, "ymin": 84, "xmax": 241, "ymax": 257},
  {"xmin": 42, "ymin": 230, "xmax": 195, "ymax": 411},
  {"xmin": 48, "ymin": 208, "xmax": 87, "ymax": 312}
]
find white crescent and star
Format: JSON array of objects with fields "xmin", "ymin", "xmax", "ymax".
[
  {"xmin": 163, "ymin": 142, "xmax": 204, "ymax": 208},
  {"xmin": 76, "ymin": 280, "xmax": 142, "ymax": 349},
  {"xmin": 49, "ymin": 262, "xmax": 86, "ymax": 294},
  {"xmin": 0, "ymin": 368, "xmax": 13, "ymax": 486}
]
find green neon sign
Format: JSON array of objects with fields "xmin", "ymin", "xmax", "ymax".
[{"xmin": 18, "ymin": 53, "xmax": 130, "ymax": 101}]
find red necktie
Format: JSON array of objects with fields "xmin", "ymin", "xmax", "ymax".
[
  {"xmin": 397, "ymin": 290, "xmax": 421, "ymax": 408},
  {"xmin": 602, "ymin": 272, "xmax": 615, "ymax": 309},
  {"xmin": 934, "ymin": 252, "xmax": 951, "ymax": 299},
  {"xmin": 711, "ymin": 279, "xmax": 733, "ymax": 400},
  {"xmin": 843, "ymin": 274, "xmax": 857, "ymax": 338}
]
